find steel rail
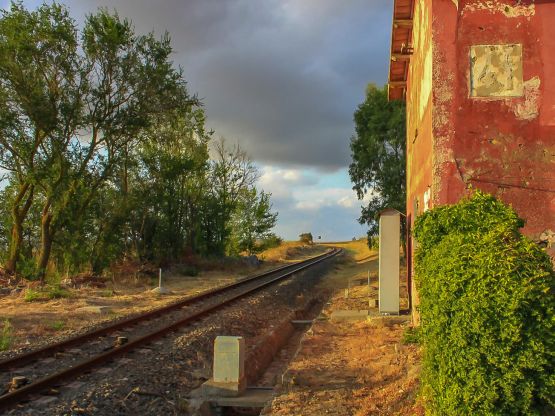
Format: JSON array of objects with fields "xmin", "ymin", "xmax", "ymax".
[
  {"xmin": 0, "ymin": 248, "xmax": 340, "ymax": 411},
  {"xmin": 0, "ymin": 249, "xmax": 334, "ymax": 372}
]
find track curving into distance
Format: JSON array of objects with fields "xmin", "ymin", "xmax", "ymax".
[{"xmin": 0, "ymin": 247, "xmax": 341, "ymax": 411}]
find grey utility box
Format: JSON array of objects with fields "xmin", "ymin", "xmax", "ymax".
[{"xmin": 378, "ymin": 209, "xmax": 400, "ymax": 314}]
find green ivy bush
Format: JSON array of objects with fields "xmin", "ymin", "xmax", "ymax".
[{"xmin": 413, "ymin": 191, "xmax": 555, "ymax": 415}]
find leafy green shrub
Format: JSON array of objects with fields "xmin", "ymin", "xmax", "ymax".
[
  {"xmin": 175, "ymin": 264, "xmax": 199, "ymax": 277},
  {"xmin": 18, "ymin": 257, "xmax": 38, "ymax": 280},
  {"xmin": 45, "ymin": 270, "xmax": 63, "ymax": 286},
  {"xmin": 413, "ymin": 191, "xmax": 555, "ymax": 415},
  {"xmin": 0, "ymin": 319, "xmax": 13, "ymax": 351},
  {"xmin": 259, "ymin": 233, "xmax": 282, "ymax": 251},
  {"xmin": 47, "ymin": 285, "xmax": 71, "ymax": 299},
  {"xmin": 24, "ymin": 289, "xmax": 45, "ymax": 302}
]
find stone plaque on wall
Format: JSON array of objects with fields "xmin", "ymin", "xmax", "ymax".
[{"xmin": 470, "ymin": 44, "xmax": 523, "ymax": 97}]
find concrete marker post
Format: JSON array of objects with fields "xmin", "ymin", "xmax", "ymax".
[
  {"xmin": 150, "ymin": 268, "xmax": 169, "ymax": 294},
  {"xmin": 202, "ymin": 336, "xmax": 246, "ymax": 398},
  {"xmin": 378, "ymin": 209, "xmax": 400, "ymax": 315}
]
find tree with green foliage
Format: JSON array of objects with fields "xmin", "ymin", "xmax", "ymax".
[
  {"xmin": 209, "ymin": 138, "xmax": 259, "ymax": 256},
  {"xmin": 33, "ymin": 9, "xmax": 190, "ymax": 280},
  {"xmin": 0, "ymin": 2, "xmax": 81, "ymax": 274},
  {"xmin": 413, "ymin": 191, "xmax": 555, "ymax": 415},
  {"xmin": 0, "ymin": 2, "xmax": 279, "ymax": 282},
  {"xmin": 349, "ymin": 84, "xmax": 406, "ymax": 247},
  {"xmin": 299, "ymin": 233, "xmax": 313, "ymax": 245},
  {"xmin": 66, "ymin": 106, "xmax": 211, "ymax": 273},
  {"xmin": 229, "ymin": 188, "xmax": 278, "ymax": 255},
  {"xmin": 125, "ymin": 109, "xmax": 211, "ymax": 264},
  {"xmin": 0, "ymin": 3, "xmax": 192, "ymax": 280}
]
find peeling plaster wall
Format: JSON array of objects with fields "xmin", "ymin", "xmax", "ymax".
[
  {"xmin": 426, "ymin": 0, "xmax": 555, "ymax": 251},
  {"xmin": 406, "ymin": 0, "xmax": 433, "ymax": 224},
  {"xmin": 539, "ymin": 8, "xmax": 555, "ymax": 127},
  {"xmin": 431, "ymin": 0, "xmax": 459, "ymax": 208},
  {"xmin": 404, "ymin": 0, "xmax": 555, "ymax": 322},
  {"xmin": 406, "ymin": 0, "xmax": 433, "ymax": 322},
  {"xmin": 469, "ymin": 44, "xmax": 524, "ymax": 98},
  {"xmin": 462, "ymin": 0, "xmax": 535, "ymax": 17}
]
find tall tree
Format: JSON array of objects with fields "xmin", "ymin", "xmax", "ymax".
[
  {"xmin": 33, "ymin": 10, "xmax": 190, "ymax": 280},
  {"xmin": 0, "ymin": 3, "xmax": 193, "ymax": 280},
  {"xmin": 0, "ymin": 2, "xmax": 280, "ymax": 281},
  {"xmin": 229, "ymin": 188, "xmax": 278, "ymax": 255},
  {"xmin": 349, "ymin": 84, "xmax": 406, "ymax": 246},
  {"xmin": 0, "ymin": 2, "xmax": 82, "ymax": 274},
  {"xmin": 126, "ymin": 108, "xmax": 210, "ymax": 263},
  {"xmin": 209, "ymin": 138, "xmax": 259, "ymax": 255}
]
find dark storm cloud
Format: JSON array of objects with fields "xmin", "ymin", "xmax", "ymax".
[{"xmin": 57, "ymin": 0, "xmax": 392, "ymax": 170}]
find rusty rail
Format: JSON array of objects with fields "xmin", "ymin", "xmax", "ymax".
[
  {"xmin": 0, "ymin": 248, "xmax": 341, "ymax": 411},
  {"xmin": 0, "ymin": 249, "xmax": 334, "ymax": 372}
]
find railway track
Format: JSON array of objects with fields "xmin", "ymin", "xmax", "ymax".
[{"xmin": 0, "ymin": 248, "xmax": 340, "ymax": 411}]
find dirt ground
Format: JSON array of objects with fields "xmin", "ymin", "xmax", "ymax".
[
  {"xmin": 264, "ymin": 240, "xmax": 424, "ymax": 416},
  {"xmin": 0, "ymin": 241, "xmax": 425, "ymax": 415},
  {"xmin": 0, "ymin": 243, "xmax": 326, "ymax": 354}
]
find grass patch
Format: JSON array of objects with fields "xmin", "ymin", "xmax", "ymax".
[
  {"xmin": 49, "ymin": 320, "xmax": 65, "ymax": 331},
  {"xmin": 24, "ymin": 285, "xmax": 72, "ymax": 302},
  {"xmin": 24, "ymin": 289, "xmax": 46, "ymax": 302},
  {"xmin": 97, "ymin": 289, "xmax": 115, "ymax": 297},
  {"xmin": 401, "ymin": 326, "xmax": 421, "ymax": 345},
  {"xmin": 0, "ymin": 319, "xmax": 13, "ymax": 351},
  {"xmin": 47, "ymin": 286, "xmax": 71, "ymax": 299}
]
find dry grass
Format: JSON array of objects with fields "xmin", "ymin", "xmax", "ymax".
[
  {"xmin": 258, "ymin": 241, "xmax": 328, "ymax": 263},
  {"xmin": 0, "ymin": 242, "xmax": 322, "ymax": 352},
  {"xmin": 267, "ymin": 239, "xmax": 423, "ymax": 416},
  {"xmin": 322, "ymin": 238, "xmax": 373, "ymax": 261},
  {"xmin": 319, "ymin": 239, "xmax": 409, "ymax": 310},
  {"xmin": 318, "ymin": 239, "xmax": 378, "ymax": 291},
  {"xmin": 269, "ymin": 319, "xmax": 423, "ymax": 416}
]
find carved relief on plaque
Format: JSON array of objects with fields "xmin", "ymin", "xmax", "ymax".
[{"xmin": 470, "ymin": 44, "xmax": 524, "ymax": 97}]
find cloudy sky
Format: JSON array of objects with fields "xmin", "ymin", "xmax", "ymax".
[{"xmin": 12, "ymin": 0, "xmax": 392, "ymax": 241}]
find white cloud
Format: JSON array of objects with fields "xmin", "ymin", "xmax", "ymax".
[
  {"xmin": 258, "ymin": 165, "xmax": 320, "ymax": 202},
  {"xmin": 292, "ymin": 185, "xmax": 373, "ymax": 212},
  {"xmin": 338, "ymin": 195, "xmax": 355, "ymax": 208},
  {"xmin": 292, "ymin": 188, "xmax": 359, "ymax": 211},
  {"xmin": 282, "ymin": 169, "xmax": 301, "ymax": 182},
  {"xmin": 256, "ymin": 164, "xmax": 370, "ymax": 240}
]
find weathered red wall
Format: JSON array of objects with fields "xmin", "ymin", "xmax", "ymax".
[
  {"xmin": 430, "ymin": 0, "xmax": 555, "ymax": 251},
  {"xmin": 405, "ymin": 0, "xmax": 555, "ymax": 318},
  {"xmin": 406, "ymin": 0, "xmax": 433, "ymax": 321},
  {"xmin": 406, "ymin": 0, "xmax": 433, "ymax": 221}
]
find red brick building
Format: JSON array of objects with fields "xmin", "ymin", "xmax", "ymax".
[{"xmin": 389, "ymin": 0, "xmax": 555, "ymax": 314}]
